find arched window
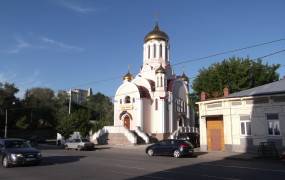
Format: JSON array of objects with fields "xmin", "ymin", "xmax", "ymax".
[
  {"xmin": 159, "ymin": 44, "xmax": 162, "ymax": 58},
  {"xmin": 155, "ymin": 99, "xmax": 158, "ymax": 110},
  {"xmin": 153, "ymin": 44, "xmax": 156, "ymax": 58},
  {"xmin": 124, "ymin": 96, "xmax": 131, "ymax": 103},
  {"xmin": 165, "ymin": 46, "xmax": 168, "ymax": 60},
  {"xmin": 157, "ymin": 76, "xmax": 159, "ymax": 87},
  {"xmin": 148, "ymin": 45, "xmax": 150, "ymax": 59}
]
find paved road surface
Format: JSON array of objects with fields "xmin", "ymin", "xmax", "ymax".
[{"xmin": 0, "ymin": 145, "xmax": 284, "ymax": 180}]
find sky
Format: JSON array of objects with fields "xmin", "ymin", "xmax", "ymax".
[{"xmin": 0, "ymin": 0, "xmax": 284, "ymax": 98}]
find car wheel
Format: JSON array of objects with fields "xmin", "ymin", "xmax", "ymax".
[
  {"xmin": 147, "ymin": 149, "xmax": 154, "ymax": 156},
  {"xmin": 173, "ymin": 150, "xmax": 181, "ymax": 158},
  {"xmin": 2, "ymin": 156, "xmax": 10, "ymax": 168},
  {"xmin": 77, "ymin": 145, "xmax": 83, "ymax": 151}
]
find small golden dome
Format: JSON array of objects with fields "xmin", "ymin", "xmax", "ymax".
[
  {"xmin": 144, "ymin": 23, "xmax": 169, "ymax": 43},
  {"xmin": 123, "ymin": 71, "xmax": 133, "ymax": 81},
  {"xmin": 181, "ymin": 72, "xmax": 189, "ymax": 82},
  {"xmin": 155, "ymin": 65, "xmax": 166, "ymax": 74}
]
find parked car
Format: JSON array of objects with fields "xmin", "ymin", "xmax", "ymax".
[
  {"xmin": 177, "ymin": 132, "xmax": 200, "ymax": 148},
  {"xmin": 64, "ymin": 138, "xmax": 94, "ymax": 150},
  {"xmin": 146, "ymin": 139, "xmax": 194, "ymax": 158},
  {"xmin": 0, "ymin": 138, "xmax": 42, "ymax": 168}
]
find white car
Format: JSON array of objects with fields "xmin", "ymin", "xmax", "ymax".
[{"xmin": 64, "ymin": 138, "xmax": 94, "ymax": 150}]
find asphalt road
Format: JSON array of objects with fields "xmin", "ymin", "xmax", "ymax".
[{"xmin": 0, "ymin": 145, "xmax": 285, "ymax": 180}]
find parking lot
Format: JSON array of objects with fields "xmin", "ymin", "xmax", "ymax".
[{"xmin": 1, "ymin": 145, "xmax": 285, "ymax": 180}]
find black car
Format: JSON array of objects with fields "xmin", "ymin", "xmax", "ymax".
[
  {"xmin": 0, "ymin": 138, "xmax": 42, "ymax": 168},
  {"xmin": 146, "ymin": 139, "xmax": 194, "ymax": 158}
]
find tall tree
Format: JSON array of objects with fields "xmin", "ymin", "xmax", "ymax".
[
  {"xmin": 24, "ymin": 87, "xmax": 56, "ymax": 129},
  {"xmin": 192, "ymin": 57, "xmax": 280, "ymax": 99}
]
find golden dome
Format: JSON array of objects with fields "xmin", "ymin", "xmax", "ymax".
[
  {"xmin": 144, "ymin": 23, "xmax": 169, "ymax": 43},
  {"xmin": 123, "ymin": 71, "xmax": 133, "ymax": 81},
  {"xmin": 155, "ymin": 65, "xmax": 166, "ymax": 74},
  {"xmin": 181, "ymin": 72, "xmax": 189, "ymax": 82}
]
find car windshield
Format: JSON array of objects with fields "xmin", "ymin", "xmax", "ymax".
[
  {"xmin": 5, "ymin": 140, "xmax": 31, "ymax": 148},
  {"xmin": 81, "ymin": 139, "xmax": 90, "ymax": 142}
]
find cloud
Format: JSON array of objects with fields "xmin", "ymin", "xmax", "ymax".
[
  {"xmin": 61, "ymin": 0, "xmax": 96, "ymax": 14},
  {"xmin": 5, "ymin": 38, "xmax": 31, "ymax": 54},
  {"xmin": 41, "ymin": 36, "xmax": 84, "ymax": 52}
]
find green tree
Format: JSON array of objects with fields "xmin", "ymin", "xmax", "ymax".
[
  {"xmin": 24, "ymin": 87, "xmax": 56, "ymax": 129},
  {"xmin": 192, "ymin": 57, "xmax": 280, "ymax": 99},
  {"xmin": 56, "ymin": 109, "xmax": 92, "ymax": 139}
]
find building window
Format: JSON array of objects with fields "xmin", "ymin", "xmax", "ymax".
[
  {"xmin": 153, "ymin": 44, "xmax": 156, "ymax": 58},
  {"xmin": 120, "ymin": 99, "xmax": 122, "ymax": 104},
  {"xmin": 155, "ymin": 99, "xmax": 158, "ymax": 110},
  {"xmin": 240, "ymin": 115, "xmax": 251, "ymax": 136},
  {"xmin": 159, "ymin": 44, "xmax": 162, "ymax": 58},
  {"xmin": 148, "ymin": 45, "xmax": 150, "ymax": 59},
  {"xmin": 160, "ymin": 76, "xmax": 163, "ymax": 87},
  {"xmin": 124, "ymin": 96, "xmax": 131, "ymax": 103},
  {"xmin": 267, "ymin": 113, "xmax": 280, "ymax": 136},
  {"xmin": 132, "ymin": 97, "xmax": 135, "ymax": 103},
  {"xmin": 165, "ymin": 46, "xmax": 168, "ymax": 60}
]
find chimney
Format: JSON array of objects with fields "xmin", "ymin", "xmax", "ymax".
[
  {"xmin": 223, "ymin": 87, "xmax": 229, "ymax": 97},
  {"xmin": 201, "ymin": 91, "xmax": 206, "ymax": 101}
]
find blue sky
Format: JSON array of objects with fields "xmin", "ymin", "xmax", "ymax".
[{"xmin": 0, "ymin": 0, "xmax": 284, "ymax": 98}]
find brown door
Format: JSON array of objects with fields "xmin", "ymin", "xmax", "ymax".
[
  {"xmin": 207, "ymin": 117, "xmax": 224, "ymax": 151},
  {"xmin": 123, "ymin": 116, "xmax": 130, "ymax": 129}
]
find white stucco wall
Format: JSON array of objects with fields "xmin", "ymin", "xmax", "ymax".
[{"xmin": 197, "ymin": 95, "xmax": 285, "ymax": 152}]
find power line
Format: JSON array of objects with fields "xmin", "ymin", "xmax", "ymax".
[
  {"xmin": 64, "ymin": 38, "xmax": 285, "ymax": 90},
  {"xmin": 109, "ymin": 49, "xmax": 285, "ymax": 99},
  {"xmin": 172, "ymin": 38, "xmax": 285, "ymax": 66}
]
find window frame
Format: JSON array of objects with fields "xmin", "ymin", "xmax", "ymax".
[
  {"xmin": 240, "ymin": 115, "xmax": 252, "ymax": 137},
  {"xmin": 266, "ymin": 113, "xmax": 281, "ymax": 136}
]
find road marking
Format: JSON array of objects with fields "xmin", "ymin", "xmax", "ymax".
[{"xmin": 202, "ymin": 163, "xmax": 285, "ymax": 173}]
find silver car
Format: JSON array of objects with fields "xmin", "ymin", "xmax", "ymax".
[{"xmin": 64, "ymin": 138, "xmax": 94, "ymax": 150}]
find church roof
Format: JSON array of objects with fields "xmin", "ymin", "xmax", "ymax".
[
  {"xmin": 155, "ymin": 65, "xmax": 166, "ymax": 74},
  {"xmin": 144, "ymin": 23, "xmax": 169, "ymax": 43},
  {"xmin": 137, "ymin": 86, "xmax": 151, "ymax": 98}
]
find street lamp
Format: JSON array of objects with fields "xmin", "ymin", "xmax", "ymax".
[{"xmin": 4, "ymin": 101, "xmax": 15, "ymax": 138}]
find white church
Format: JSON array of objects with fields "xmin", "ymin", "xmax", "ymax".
[{"xmin": 93, "ymin": 24, "xmax": 194, "ymax": 144}]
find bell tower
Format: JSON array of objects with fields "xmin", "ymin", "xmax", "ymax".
[{"xmin": 140, "ymin": 23, "xmax": 172, "ymax": 81}]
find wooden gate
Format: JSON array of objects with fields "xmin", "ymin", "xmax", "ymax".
[
  {"xmin": 206, "ymin": 117, "xmax": 224, "ymax": 151},
  {"xmin": 123, "ymin": 116, "xmax": 130, "ymax": 129}
]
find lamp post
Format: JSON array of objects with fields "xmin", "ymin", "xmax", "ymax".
[
  {"xmin": 4, "ymin": 101, "xmax": 15, "ymax": 138},
  {"xmin": 4, "ymin": 109, "xmax": 7, "ymax": 138}
]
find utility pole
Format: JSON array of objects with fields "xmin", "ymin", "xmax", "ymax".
[
  {"xmin": 68, "ymin": 89, "xmax": 72, "ymax": 115},
  {"xmin": 5, "ymin": 109, "xmax": 7, "ymax": 138}
]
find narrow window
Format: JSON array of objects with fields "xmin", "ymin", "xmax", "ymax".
[
  {"xmin": 160, "ymin": 76, "xmax": 163, "ymax": 87},
  {"xmin": 124, "ymin": 96, "xmax": 130, "ymax": 103},
  {"xmin": 159, "ymin": 44, "xmax": 162, "ymax": 58},
  {"xmin": 267, "ymin": 113, "xmax": 280, "ymax": 135},
  {"xmin": 120, "ymin": 99, "xmax": 122, "ymax": 104},
  {"xmin": 155, "ymin": 99, "xmax": 158, "ymax": 110},
  {"xmin": 132, "ymin": 98, "xmax": 135, "ymax": 103},
  {"xmin": 165, "ymin": 46, "xmax": 168, "ymax": 60},
  {"xmin": 153, "ymin": 44, "xmax": 156, "ymax": 58},
  {"xmin": 148, "ymin": 45, "xmax": 150, "ymax": 59},
  {"xmin": 157, "ymin": 76, "xmax": 159, "ymax": 87}
]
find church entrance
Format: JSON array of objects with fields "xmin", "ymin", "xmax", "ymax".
[{"xmin": 123, "ymin": 115, "xmax": 130, "ymax": 129}]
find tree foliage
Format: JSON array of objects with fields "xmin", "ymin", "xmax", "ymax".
[{"xmin": 192, "ymin": 57, "xmax": 280, "ymax": 99}]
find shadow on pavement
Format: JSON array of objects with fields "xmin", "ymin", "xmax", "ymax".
[
  {"xmin": 126, "ymin": 152, "xmax": 285, "ymax": 180},
  {"xmin": 94, "ymin": 147, "xmax": 111, "ymax": 151},
  {"xmin": 40, "ymin": 155, "xmax": 86, "ymax": 166}
]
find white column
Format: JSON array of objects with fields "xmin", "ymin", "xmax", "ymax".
[{"xmin": 160, "ymin": 99, "xmax": 165, "ymax": 133}]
